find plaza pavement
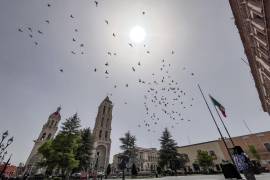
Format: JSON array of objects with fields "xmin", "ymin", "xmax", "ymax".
[{"xmin": 109, "ymin": 173, "xmax": 270, "ymax": 180}]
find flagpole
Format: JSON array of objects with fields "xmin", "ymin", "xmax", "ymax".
[
  {"xmin": 197, "ymin": 84, "xmax": 235, "ymax": 165},
  {"xmin": 213, "ymin": 104, "xmax": 235, "ymax": 147}
]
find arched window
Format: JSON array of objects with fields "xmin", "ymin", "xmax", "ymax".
[
  {"xmin": 40, "ymin": 133, "xmax": 46, "ymax": 140},
  {"xmin": 105, "ymin": 131, "xmax": 108, "ymax": 140},
  {"xmin": 103, "ymin": 106, "xmax": 106, "ymax": 114},
  {"xmin": 47, "ymin": 133, "xmax": 52, "ymax": 140},
  {"xmin": 106, "ymin": 118, "xmax": 110, "ymax": 128},
  {"xmin": 99, "ymin": 130, "xmax": 102, "ymax": 139}
]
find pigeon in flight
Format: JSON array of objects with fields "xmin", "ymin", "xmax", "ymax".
[
  {"xmin": 47, "ymin": 3, "xmax": 51, "ymax": 7},
  {"xmin": 59, "ymin": 69, "xmax": 63, "ymax": 72},
  {"xmin": 72, "ymin": 38, "xmax": 76, "ymax": 42},
  {"xmin": 94, "ymin": 1, "xmax": 98, "ymax": 7},
  {"xmin": 128, "ymin": 43, "xmax": 133, "ymax": 47},
  {"xmin": 70, "ymin": 14, "xmax": 74, "ymax": 18},
  {"xmin": 37, "ymin": 30, "xmax": 43, "ymax": 34},
  {"xmin": 34, "ymin": 41, "xmax": 38, "ymax": 46},
  {"xmin": 18, "ymin": 28, "xmax": 23, "ymax": 32},
  {"xmin": 142, "ymin": 11, "xmax": 146, "ymax": 15},
  {"xmin": 132, "ymin": 67, "xmax": 135, "ymax": 72},
  {"xmin": 80, "ymin": 43, "xmax": 84, "ymax": 47},
  {"xmin": 105, "ymin": 20, "xmax": 109, "ymax": 25},
  {"xmin": 45, "ymin": 20, "xmax": 50, "ymax": 24},
  {"xmin": 112, "ymin": 33, "xmax": 116, "ymax": 37},
  {"xmin": 172, "ymin": 50, "xmax": 175, "ymax": 54},
  {"xmin": 94, "ymin": 68, "xmax": 97, "ymax": 72},
  {"xmin": 138, "ymin": 62, "xmax": 141, "ymax": 66},
  {"xmin": 105, "ymin": 70, "xmax": 109, "ymax": 74},
  {"xmin": 105, "ymin": 62, "xmax": 109, "ymax": 66}
]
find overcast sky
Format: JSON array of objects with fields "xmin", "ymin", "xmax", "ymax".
[{"xmin": 1, "ymin": 0, "xmax": 270, "ymax": 165}]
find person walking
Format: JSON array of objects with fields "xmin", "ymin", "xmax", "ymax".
[{"xmin": 233, "ymin": 146, "xmax": 256, "ymax": 180}]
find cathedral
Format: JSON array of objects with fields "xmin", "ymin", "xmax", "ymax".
[
  {"xmin": 24, "ymin": 97, "xmax": 113, "ymax": 174},
  {"xmin": 24, "ymin": 107, "xmax": 62, "ymax": 174}
]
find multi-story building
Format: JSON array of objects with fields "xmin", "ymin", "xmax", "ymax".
[
  {"xmin": 229, "ymin": 0, "xmax": 270, "ymax": 114},
  {"xmin": 112, "ymin": 147, "xmax": 159, "ymax": 174},
  {"xmin": 177, "ymin": 131, "xmax": 270, "ymax": 172},
  {"xmin": 24, "ymin": 107, "xmax": 61, "ymax": 174},
  {"xmin": 0, "ymin": 164, "xmax": 17, "ymax": 178},
  {"xmin": 91, "ymin": 96, "xmax": 113, "ymax": 172}
]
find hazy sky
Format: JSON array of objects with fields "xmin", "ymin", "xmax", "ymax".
[{"xmin": 1, "ymin": 0, "xmax": 270, "ymax": 165}]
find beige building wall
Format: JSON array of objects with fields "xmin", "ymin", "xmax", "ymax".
[{"xmin": 177, "ymin": 140, "xmax": 226, "ymax": 171}]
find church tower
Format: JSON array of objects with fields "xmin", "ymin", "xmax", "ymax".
[
  {"xmin": 92, "ymin": 96, "xmax": 113, "ymax": 171},
  {"xmin": 25, "ymin": 107, "xmax": 61, "ymax": 174}
]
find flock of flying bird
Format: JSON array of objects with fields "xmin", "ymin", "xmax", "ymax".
[{"xmin": 17, "ymin": 0, "xmax": 196, "ymax": 133}]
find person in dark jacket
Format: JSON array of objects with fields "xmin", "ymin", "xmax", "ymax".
[{"xmin": 233, "ymin": 146, "xmax": 256, "ymax": 180}]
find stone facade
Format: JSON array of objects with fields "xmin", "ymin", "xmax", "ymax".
[
  {"xmin": 112, "ymin": 147, "xmax": 159, "ymax": 174},
  {"xmin": 24, "ymin": 107, "xmax": 61, "ymax": 174},
  {"xmin": 177, "ymin": 131, "xmax": 270, "ymax": 172},
  {"xmin": 91, "ymin": 96, "xmax": 113, "ymax": 172},
  {"xmin": 229, "ymin": 0, "xmax": 270, "ymax": 114}
]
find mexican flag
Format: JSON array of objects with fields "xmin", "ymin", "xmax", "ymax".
[{"xmin": 209, "ymin": 95, "xmax": 227, "ymax": 118}]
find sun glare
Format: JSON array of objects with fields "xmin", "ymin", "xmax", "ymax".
[{"xmin": 129, "ymin": 26, "xmax": 146, "ymax": 43}]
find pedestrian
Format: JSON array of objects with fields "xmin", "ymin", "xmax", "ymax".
[{"xmin": 233, "ymin": 146, "xmax": 256, "ymax": 180}]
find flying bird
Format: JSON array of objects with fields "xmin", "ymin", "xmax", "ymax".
[
  {"xmin": 80, "ymin": 43, "xmax": 84, "ymax": 47},
  {"xmin": 105, "ymin": 70, "xmax": 109, "ymax": 74},
  {"xmin": 105, "ymin": 20, "xmax": 109, "ymax": 25},
  {"xmin": 18, "ymin": 28, "xmax": 23, "ymax": 32},
  {"xmin": 142, "ymin": 11, "xmax": 146, "ymax": 15},
  {"xmin": 138, "ymin": 62, "xmax": 141, "ymax": 66},
  {"xmin": 128, "ymin": 43, "xmax": 133, "ymax": 47},
  {"xmin": 59, "ymin": 69, "xmax": 63, "ymax": 72},
  {"xmin": 105, "ymin": 62, "xmax": 109, "ymax": 66},
  {"xmin": 94, "ymin": 68, "xmax": 97, "ymax": 72},
  {"xmin": 72, "ymin": 38, "xmax": 76, "ymax": 42},
  {"xmin": 112, "ymin": 33, "xmax": 116, "ymax": 37},
  {"xmin": 94, "ymin": 1, "xmax": 98, "ymax": 7},
  {"xmin": 45, "ymin": 20, "xmax": 50, "ymax": 24},
  {"xmin": 47, "ymin": 3, "xmax": 51, "ymax": 7},
  {"xmin": 27, "ymin": 27, "xmax": 32, "ymax": 32},
  {"xmin": 70, "ymin": 14, "xmax": 74, "ymax": 18},
  {"xmin": 132, "ymin": 67, "xmax": 135, "ymax": 72},
  {"xmin": 34, "ymin": 41, "xmax": 38, "ymax": 46},
  {"xmin": 37, "ymin": 30, "xmax": 43, "ymax": 34}
]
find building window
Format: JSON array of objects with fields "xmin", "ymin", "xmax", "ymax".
[
  {"xmin": 105, "ymin": 131, "xmax": 108, "ymax": 140},
  {"xmin": 264, "ymin": 143, "xmax": 270, "ymax": 152},
  {"xmin": 99, "ymin": 130, "xmax": 102, "ymax": 139},
  {"xmin": 40, "ymin": 133, "xmax": 46, "ymax": 140},
  {"xmin": 103, "ymin": 106, "xmax": 106, "ymax": 114},
  {"xmin": 47, "ymin": 133, "xmax": 52, "ymax": 140},
  {"xmin": 106, "ymin": 118, "xmax": 110, "ymax": 128}
]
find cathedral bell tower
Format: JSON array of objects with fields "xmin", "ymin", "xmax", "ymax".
[
  {"xmin": 25, "ymin": 107, "xmax": 61, "ymax": 174},
  {"xmin": 92, "ymin": 96, "xmax": 113, "ymax": 171}
]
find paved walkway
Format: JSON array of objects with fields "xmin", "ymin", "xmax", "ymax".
[{"xmin": 109, "ymin": 173, "xmax": 270, "ymax": 180}]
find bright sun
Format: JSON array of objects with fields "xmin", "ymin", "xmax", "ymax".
[{"xmin": 129, "ymin": 26, "xmax": 146, "ymax": 43}]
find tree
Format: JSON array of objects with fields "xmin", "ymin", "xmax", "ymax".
[
  {"xmin": 119, "ymin": 131, "xmax": 137, "ymax": 166},
  {"xmin": 159, "ymin": 128, "xmax": 185, "ymax": 173},
  {"xmin": 196, "ymin": 150, "xmax": 214, "ymax": 172},
  {"xmin": 76, "ymin": 128, "xmax": 94, "ymax": 172},
  {"xmin": 248, "ymin": 145, "xmax": 261, "ymax": 161},
  {"xmin": 131, "ymin": 163, "xmax": 138, "ymax": 176},
  {"xmin": 38, "ymin": 113, "xmax": 81, "ymax": 178},
  {"xmin": 105, "ymin": 164, "xmax": 111, "ymax": 178},
  {"xmin": 61, "ymin": 113, "xmax": 81, "ymax": 135}
]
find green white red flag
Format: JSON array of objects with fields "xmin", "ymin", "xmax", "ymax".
[{"xmin": 209, "ymin": 95, "xmax": 227, "ymax": 118}]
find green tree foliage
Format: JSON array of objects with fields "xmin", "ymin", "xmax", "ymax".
[
  {"xmin": 196, "ymin": 150, "xmax": 214, "ymax": 172},
  {"xmin": 61, "ymin": 113, "xmax": 81, "ymax": 135},
  {"xmin": 159, "ymin": 128, "xmax": 186, "ymax": 172},
  {"xmin": 131, "ymin": 163, "xmax": 138, "ymax": 176},
  {"xmin": 119, "ymin": 131, "xmax": 137, "ymax": 164},
  {"xmin": 76, "ymin": 128, "xmax": 94, "ymax": 172},
  {"xmin": 248, "ymin": 145, "xmax": 261, "ymax": 161},
  {"xmin": 38, "ymin": 113, "xmax": 81, "ymax": 177}
]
